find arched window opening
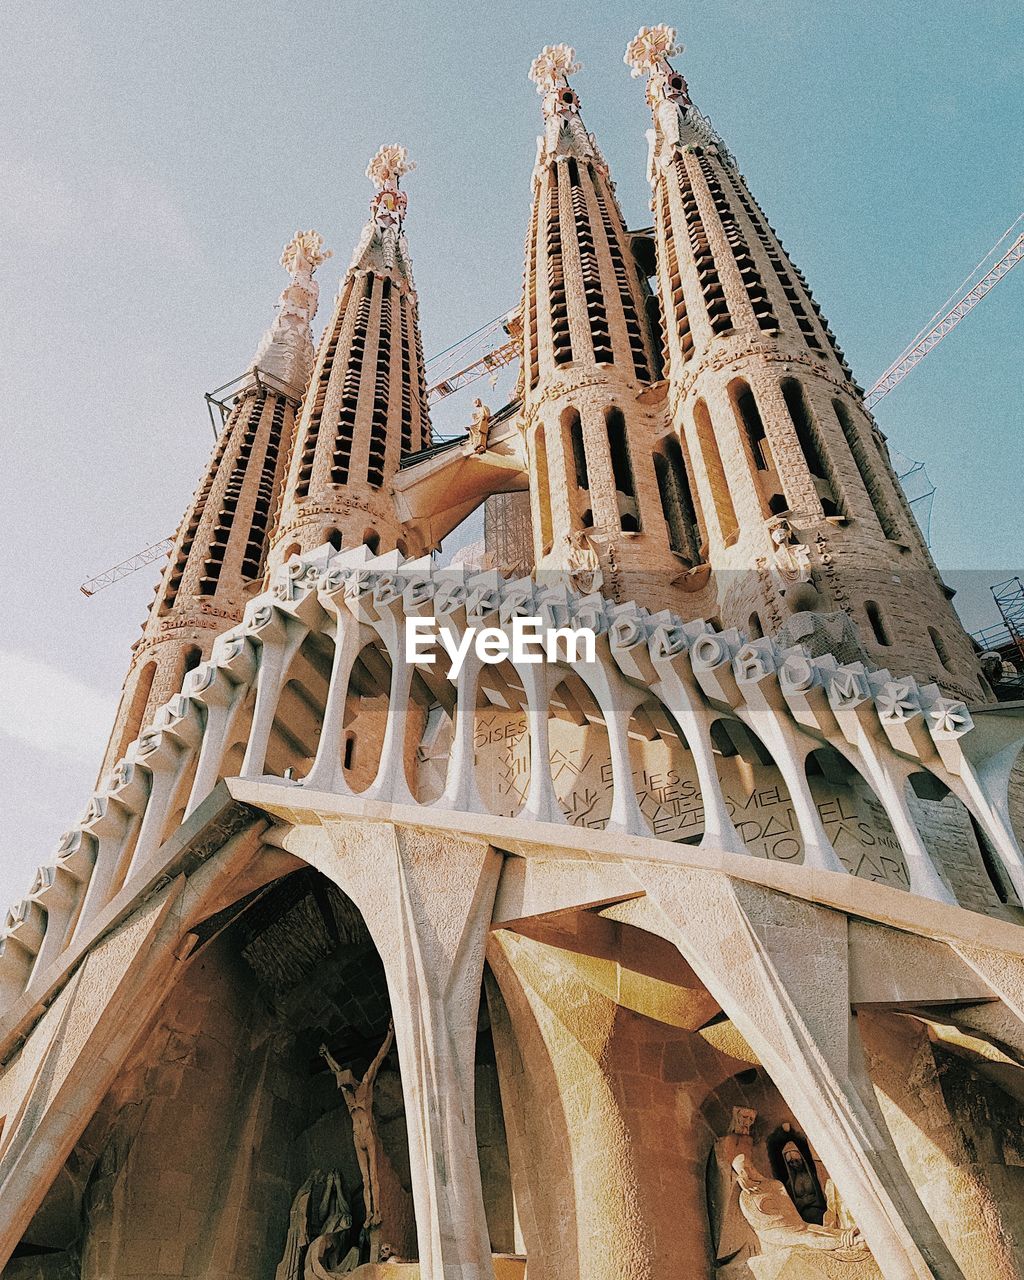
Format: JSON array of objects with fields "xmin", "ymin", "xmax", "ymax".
[
  {"xmin": 627, "ymin": 699, "xmax": 697, "ymax": 842},
  {"xmin": 549, "ymin": 672, "xmax": 613, "ymax": 828},
  {"xmin": 806, "ymin": 746, "xmax": 909, "ymax": 889},
  {"xmin": 832, "ymin": 398, "xmax": 901, "ymax": 540},
  {"xmin": 654, "ymin": 436, "xmax": 702, "ymax": 564},
  {"xmin": 747, "ymin": 612, "xmax": 764, "ymax": 640},
  {"xmin": 326, "ymin": 528, "xmax": 343, "ymax": 552},
  {"xmin": 179, "ymin": 646, "xmax": 202, "ymax": 688},
  {"xmin": 341, "ymin": 641, "xmax": 391, "ymax": 792},
  {"xmin": 781, "ymin": 379, "xmax": 844, "ymax": 516},
  {"xmin": 605, "ymin": 407, "xmax": 640, "ymax": 531},
  {"xmin": 730, "ymin": 380, "xmax": 771, "ymax": 472},
  {"xmin": 768, "ymin": 493, "xmax": 789, "ymax": 516},
  {"xmin": 533, "ymin": 424, "xmax": 554, "ymax": 556},
  {"xmin": 692, "ymin": 398, "xmax": 739, "ymax": 545},
  {"xmin": 363, "ymin": 530, "xmax": 381, "ymax": 555},
  {"xmin": 265, "ymin": 630, "xmax": 336, "ymax": 781},
  {"xmin": 864, "ymin": 600, "xmax": 890, "ymax": 647},
  {"xmin": 561, "ymin": 407, "xmax": 591, "ymax": 517},
  {"xmin": 928, "ymin": 627, "xmax": 951, "ymax": 670},
  {"xmin": 282, "ymin": 542, "xmax": 301, "ymax": 562},
  {"xmin": 645, "ymin": 294, "xmax": 665, "ymax": 381}
]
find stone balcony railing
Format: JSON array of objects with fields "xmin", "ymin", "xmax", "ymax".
[{"xmin": 2, "ymin": 542, "xmax": 1023, "ymax": 1025}]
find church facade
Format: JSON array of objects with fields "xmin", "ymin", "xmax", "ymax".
[{"xmin": 2, "ymin": 26, "xmax": 1024, "ymax": 1280}]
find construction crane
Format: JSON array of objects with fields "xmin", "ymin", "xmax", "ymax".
[
  {"xmin": 426, "ymin": 338, "xmax": 518, "ymax": 402},
  {"xmin": 80, "ymin": 538, "xmax": 175, "ymax": 597},
  {"xmin": 865, "ymin": 216, "xmax": 1023, "ymax": 409}
]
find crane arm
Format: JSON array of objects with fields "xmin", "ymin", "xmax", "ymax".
[
  {"xmin": 865, "ymin": 230, "xmax": 1023, "ymax": 409},
  {"xmin": 79, "ymin": 538, "xmax": 174, "ymax": 597}
]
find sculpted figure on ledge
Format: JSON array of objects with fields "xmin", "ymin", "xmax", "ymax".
[{"xmin": 732, "ymin": 1154, "xmax": 881, "ymax": 1279}]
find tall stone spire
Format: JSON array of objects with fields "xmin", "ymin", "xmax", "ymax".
[
  {"xmin": 519, "ymin": 44, "xmax": 685, "ymax": 609},
  {"xmin": 626, "ymin": 24, "xmax": 985, "ymax": 698},
  {"xmin": 100, "ymin": 232, "xmax": 329, "ymax": 777},
  {"xmin": 269, "ymin": 146, "xmax": 431, "ymax": 566},
  {"xmin": 250, "ymin": 229, "xmax": 332, "ymax": 395}
]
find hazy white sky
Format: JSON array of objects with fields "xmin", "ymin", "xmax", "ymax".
[{"xmin": 1, "ymin": 0, "xmax": 1021, "ymax": 906}]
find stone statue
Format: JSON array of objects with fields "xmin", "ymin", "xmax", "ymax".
[
  {"xmin": 566, "ymin": 530, "xmax": 602, "ymax": 595},
  {"xmin": 320, "ymin": 1021, "xmax": 395, "ymax": 1230},
  {"xmin": 277, "ymin": 1170, "xmax": 358, "ymax": 1280},
  {"xmin": 303, "ymin": 1171, "xmax": 360, "ymax": 1278},
  {"xmin": 779, "ymin": 1139, "xmax": 827, "ymax": 1223},
  {"xmin": 469, "ymin": 398, "xmax": 492, "ymax": 453},
  {"xmin": 276, "ymin": 1171, "xmax": 319, "ymax": 1280},
  {"xmin": 767, "ymin": 517, "xmax": 819, "ymax": 612},
  {"xmin": 709, "ymin": 1107, "xmax": 759, "ymax": 1274},
  {"xmin": 732, "ymin": 1154, "xmax": 873, "ymax": 1274}
]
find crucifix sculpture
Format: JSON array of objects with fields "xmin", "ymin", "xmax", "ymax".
[{"xmin": 319, "ymin": 1020, "xmax": 395, "ymax": 1232}]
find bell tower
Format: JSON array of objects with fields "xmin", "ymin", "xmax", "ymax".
[
  {"xmin": 100, "ymin": 231, "xmax": 330, "ymax": 777},
  {"xmin": 625, "ymin": 24, "xmax": 985, "ymax": 699},
  {"xmin": 519, "ymin": 44, "xmax": 691, "ymax": 609},
  {"xmin": 269, "ymin": 146, "xmax": 431, "ymax": 567}
]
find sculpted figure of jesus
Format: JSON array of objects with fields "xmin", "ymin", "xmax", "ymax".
[{"xmin": 320, "ymin": 1021, "xmax": 395, "ymax": 1229}]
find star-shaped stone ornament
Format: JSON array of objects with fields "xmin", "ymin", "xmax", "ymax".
[
  {"xmin": 624, "ymin": 24, "xmax": 684, "ymax": 77},
  {"xmin": 366, "ymin": 144, "xmax": 416, "ymax": 190},
  {"xmin": 528, "ymin": 44, "xmax": 582, "ymax": 94}
]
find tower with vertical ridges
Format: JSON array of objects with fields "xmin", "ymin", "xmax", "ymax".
[
  {"xmin": 100, "ymin": 231, "xmax": 329, "ymax": 777},
  {"xmin": 519, "ymin": 45, "xmax": 692, "ymax": 610},
  {"xmin": 270, "ymin": 146, "xmax": 431, "ymax": 567},
  {"xmin": 626, "ymin": 24, "xmax": 984, "ymax": 699}
]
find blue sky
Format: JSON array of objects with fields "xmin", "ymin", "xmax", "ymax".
[{"xmin": 0, "ymin": 1, "xmax": 1021, "ymax": 903}]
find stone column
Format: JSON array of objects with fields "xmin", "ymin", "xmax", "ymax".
[{"xmin": 285, "ymin": 819, "xmax": 501, "ymax": 1279}]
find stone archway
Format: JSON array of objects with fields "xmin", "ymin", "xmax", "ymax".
[{"xmin": 9, "ymin": 863, "xmax": 416, "ymax": 1279}]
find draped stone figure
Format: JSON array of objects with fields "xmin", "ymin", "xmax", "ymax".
[
  {"xmin": 732, "ymin": 1154, "xmax": 880, "ymax": 1279},
  {"xmin": 320, "ymin": 1020, "xmax": 396, "ymax": 1230},
  {"xmin": 469, "ymin": 398, "xmax": 493, "ymax": 453},
  {"xmin": 709, "ymin": 1107, "xmax": 758, "ymax": 1275},
  {"xmin": 277, "ymin": 1170, "xmax": 359, "ymax": 1280}
]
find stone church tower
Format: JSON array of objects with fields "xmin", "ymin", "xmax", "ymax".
[
  {"xmin": 2, "ymin": 27, "xmax": 1024, "ymax": 1280},
  {"xmin": 270, "ymin": 145, "xmax": 431, "ymax": 567},
  {"xmin": 521, "ymin": 44, "xmax": 687, "ymax": 611},
  {"xmin": 624, "ymin": 25, "xmax": 985, "ymax": 701},
  {"xmin": 100, "ymin": 231, "xmax": 331, "ymax": 777}
]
